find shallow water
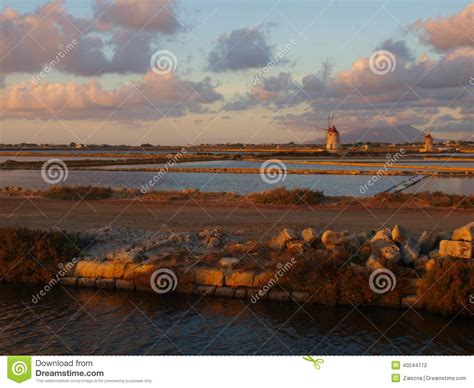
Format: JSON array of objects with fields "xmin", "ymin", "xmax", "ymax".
[
  {"xmin": 0, "ymin": 169, "xmax": 408, "ymax": 196},
  {"xmin": 1, "ymin": 168, "xmax": 473, "ymax": 196},
  {"xmin": 95, "ymin": 159, "xmax": 474, "ymax": 171},
  {"xmin": 404, "ymin": 176, "xmax": 473, "ymax": 195},
  {"xmin": 0, "ymin": 285, "xmax": 471, "ymax": 355}
]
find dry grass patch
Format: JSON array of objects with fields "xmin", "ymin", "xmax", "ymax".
[
  {"xmin": 0, "ymin": 227, "xmax": 83, "ymax": 283},
  {"xmin": 418, "ymin": 257, "xmax": 474, "ymax": 315}
]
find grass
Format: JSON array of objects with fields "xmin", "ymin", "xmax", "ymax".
[
  {"xmin": 0, "ymin": 227, "xmax": 84, "ymax": 284},
  {"xmin": 374, "ymin": 191, "xmax": 473, "ymax": 208},
  {"xmin": 42, "ymin": 186, "xmax": 113, "ymax": 200},
  {"xmin": 247, "ymin": 188, "xmax": 326, "ymax": 205},
  {"xmin": 1, "ymin": 185, "xmax": 472, "ymax": 209}
]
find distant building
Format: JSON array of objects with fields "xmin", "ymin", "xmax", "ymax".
[
  {"xmin": 326, "ymin": 125, "xmax": 340, "ymax": 150},
  {"xmin": 421, "ymin": 133, "xmax": 435, "ymax": 152}
]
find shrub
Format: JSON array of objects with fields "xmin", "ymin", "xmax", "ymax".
[
  {"xmin": 375, "ymin": 191, "xmax": 473, "ymax": 208},
  {"xmin": 274, "ymin": 249, "xmax": 343, "ymax": 305},
  {"xmin": 418, "ymin": 257, "xmax": 474, "ymax": 315},
  {"xmin": 43, "ymin": 186, "xmax": 113, "ymax": 200},
  {"xmin": 336, "ymin": 265, "xmax": 376, "ymax": 305},
  {"xmin": 0, "ymin": 227, "xmax": 83, "ymax": 284},
  {"xmin": 248, "ymin": 188, "xmax": 325, "ymax": 205}
]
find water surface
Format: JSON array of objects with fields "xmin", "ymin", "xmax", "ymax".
[{"xmin": 0, "ymin": 285, "xmax": 472, "ymax": 355}]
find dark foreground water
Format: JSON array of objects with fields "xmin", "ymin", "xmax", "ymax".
[{"xmin": 0, "ymin": 285, "xmax": 472, "ymax": 355}]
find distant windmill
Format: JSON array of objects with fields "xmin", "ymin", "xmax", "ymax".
[{"xmin": 325, "ymin": 112, "xmax": 340, "ymax": 150}]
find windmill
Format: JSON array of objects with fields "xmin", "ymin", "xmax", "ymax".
[
  {"xmin": 327, "ymin": 112, "xmax": 335, "ymax": 130},
  {"xmin": 324, "ymin": 111, "xmax": 340, "ymax": 150}
]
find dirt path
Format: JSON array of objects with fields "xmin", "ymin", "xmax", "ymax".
[{"xmin": 1, "ymin": 196, "xmax": 472, "ymax": 238}]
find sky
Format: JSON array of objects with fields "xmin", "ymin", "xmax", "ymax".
[{"xmin": 0, "ymin": 0, "xmax": 472, "ymax": 145}]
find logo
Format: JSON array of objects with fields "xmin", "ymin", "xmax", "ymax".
[
  {"xmin": 303, "ymin": 356, "xmax": 324, "ymax": 370},
  {"xmin": 150, "ymin": 50, "xmax": 178, "ymax": 75},
  {"xmin": 369, "ymin": 268, "xmax": 396, "ymax": 294},
  {"xmin": 150, "ymin": 268, "xmax": 178, "ymax": 294},
  {"xmin": 259, "ymin": 159, "xmax": 287, "ymax": 184},
  {"xmin": 41, "ymin": 158, "xmax": 68, "ymax": 184},
  {"xmin": 369, "ymin": 50, "xmax": 396, "ymax": 75},
  {"xmin": 7, "ymin": 356, "xmax": 32, "ymax": 383}
]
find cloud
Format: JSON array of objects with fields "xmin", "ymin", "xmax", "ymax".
[
  {"xmin": 93, "ymin": 0, "xmax": 180, "ymax": 33},
  {"xmin": 236, "ymin": 42, "xmax": 473, "ymax": 113},
  {"xmin": 0, "ymin": 0, "xmax": 181, "ymax": 77},
  {"xmin": 411, "ymin": 3, "xmax": 474, "ymax": 51},
  {"xmin": 0, "ymin": 72, "xmax": 222, "ymax": 120},
  {"xmin": 376, "ymin": 39, "xmax": 413, "ymax": 61},
  {"xmin": 207, "ymin": 27, "xmax": 276, "ymax": 72}
]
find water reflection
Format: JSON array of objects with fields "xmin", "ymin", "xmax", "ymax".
[{"xmin": 0, "ymin": 285, "xmax": 472, "ymax": 355}]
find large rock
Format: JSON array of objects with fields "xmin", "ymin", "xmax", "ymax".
[
  {"xmin": 366, "ymin": 255, "xmax": 384, "ymax": 272},
  {"xmin": 287, "ymin": 240, "xmax": 305, "ymax": 253},
  {"xmin": 58, "ymin": 277, "xmax": 78, "ymax": 287},
  {"xmin": 116, "ymin": 279, "xmax": 135, "ymax": 291},
  {"xmin": 342, "ymin": 234, "xmax": 362, "ymax": 251},
  {"xmin": 392, "ymin": 225, "xmax": 420, "ymax": 265},
  {"xmin": 291, "ymin": 291, "xmax": 310, "ymax": 303},
  {"xmin": 195, "ymin": 268, "xmax": 224, "ymax": 286},
  {"xmin": 193, "ymin": 285, "xmax": 216, "ymax": 296},
  {"xmin": 218, "ymin": 257, "xmax": 240, "ymax": 267},
  {"xmin": 452, "ymin": 222, "xmax": 474, "ymax": 242},
  {"xmin": 371, "ymin": 239, "xmax": 401, "ymax": 264},
  {"xmin": 439, "ymin": 240, "xmax": 472, "ymax": 259},
  {"xmin": 268, "ymin": 290, "xmax": 290, "ymax": 302},
  {"xmin": 96, "ymin": 278, "xmax": 115, "ymax": 290},
  {"xmin": 199, "ymin": 228, "xmax": 223, "ymax": 249},
  {"xmin": 225, "ymin": 271, "xmax": 254, "ymax": 287},
  {"xmin": 301, "ymin": 227, "xmax": 318, "ymax": 243},
  {"xmin": 370, "ymin": 228, "xmax": 400, "ymax": 264},
  {"xmin": 419, "ymin": 231, "xmax": 437, "ymax": 254},
  {"xmin": 420, "ymin": 231, "xmax": 450, "ymax": 254},
  {"xmin": 269, "ymin": 228, "xmax": 297, "ymax": 250},
  {"xmin": 77, "ymin": 277, "xmax": 96, "ymax": 288},
  {"xmin": 321, "ymin": 230, "xmax": 349, "ymax": 246},
  {"xmin": 253, "ymin": 272, "xmax": 274, "ymax": 288},
  {"xmin": 371, "ymin": 228, "xmax": 393, "ymax": 243},
  {"xmin": 74, "ymin": 261, "xmax": 125, "ymax": 279},
  {"xmin": 215, "ymin": 287, "xmax": 235, "ymax": 298},
  {"xmin": 357, "ymin": 230, "xmax": 375, "ymax": 245},
  {"xmin": 123, "ymin": 263, "xmax": 159, "ymax": 291}
]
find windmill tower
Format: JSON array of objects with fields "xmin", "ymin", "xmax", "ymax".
[
  {"xmin": 424, "ymin": 131, "xmax": 434, "ymax": 152},
  {"xmin": 326, "ymin": 112, "xmax": 340, "ymax": 151}
]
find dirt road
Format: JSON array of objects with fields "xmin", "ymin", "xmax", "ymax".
[{"xmin": 1, "ymin": 196, "xmax": 472, "ymax": 238}]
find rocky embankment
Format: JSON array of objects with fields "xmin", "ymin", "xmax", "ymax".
[{"xmin": 47, "ymin": 221, "xmax": 474, "ymax": 316}]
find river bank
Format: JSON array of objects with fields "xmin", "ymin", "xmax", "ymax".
[{"xmin": 1, "ymin": 220, "xmax": 472, "ymax": 318}]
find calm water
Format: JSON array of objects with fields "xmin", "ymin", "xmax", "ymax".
[
  {"xmin": 95, "ymin": 159, "xmax": 474, "ymax": 171},
  {"xmin": 0, "ymin": 285, "xmax": 472, "ymax": 355},
  {"xmin": 1, "ymin": 168, "xmax": 473, "ymax": 196},
  {"xmin": 0, "ymin": 169, "xmax": 409, "ymax": 196},
  {"xmin": 405, "ymin": 176, "xmax": 473, "ymax": 195}
]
